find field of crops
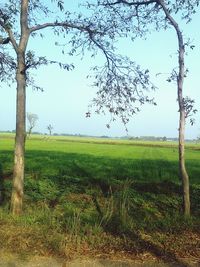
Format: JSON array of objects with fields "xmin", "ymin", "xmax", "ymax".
[
  {"xmin": 0, "ymin": 133, "xmax": 200, "ymax": 263},
  {"xmin": 1, "ymin": 133, "xmax": 200, "ymax": 184}
]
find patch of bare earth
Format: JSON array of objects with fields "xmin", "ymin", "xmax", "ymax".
[{"xmin": 0, "ymin": 228, "xmax": 199, "ymax": 267}]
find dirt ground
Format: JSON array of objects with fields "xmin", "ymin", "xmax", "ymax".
[{"xmin": 0, "ymin": 255, "xmax": 199, "ymax": 267}]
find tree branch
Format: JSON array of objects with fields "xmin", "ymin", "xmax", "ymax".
[
  {"xmin": 30, "ymin": 22, "xmax": 102, "ymax": 35},
  {"xmin": 101, "ymin": 0, "xmax": 156, "ymax": 7},
  {"xmin": 7, "ymin": 29, "xmax": 19, "ymax": 52},
  {"xmin": 156, "ymin": 0, "xmax": 181, "ymax": 40}
]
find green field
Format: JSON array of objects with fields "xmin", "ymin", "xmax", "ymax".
[
  {"xmin": 1, "ymin": 133, "xmax": 200, "ymax": 184},
  {"xmin": 0, "ymin": 134, "xmax": 200, "ymax": 262}
]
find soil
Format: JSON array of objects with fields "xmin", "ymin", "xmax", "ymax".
[{"xmin": 0, "ymin": 255, "xmax": 199, "ymax": 267}]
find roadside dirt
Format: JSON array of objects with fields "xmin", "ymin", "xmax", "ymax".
[{"xmin": 0, "ymin": 255, "xmax": 199, "ymax": 267}]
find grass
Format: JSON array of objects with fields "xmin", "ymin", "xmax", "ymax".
[{"xmin": 0, "ymin": 134, "xmax": 200, "ymax": 263}]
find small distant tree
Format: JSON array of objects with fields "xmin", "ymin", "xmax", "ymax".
[
  {"xmin": 162, "ymin": 136, "xmax": 167, "ymax": 142},
  {"xmin": 47, "ymin": 124, "xmax": 53, "ymax": 136},
  {"xmin": 27, "ymin": 112, "xmax": 38, "ymax": 138}
]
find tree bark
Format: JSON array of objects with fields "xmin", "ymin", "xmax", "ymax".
[
  {"xmin": 11, "ymin": 53, "xmax": 26, "ymax": 215},
  {"xmin": 179, "ymin": 110, "xmax": 190, "ymax": 216},
  {"xmin": 178, "ymin": 43, "xmax": 190, "ymax": 216},
  {"xmin": 176, "ymin": 23, "xmax": 190, "ymax": 217}
]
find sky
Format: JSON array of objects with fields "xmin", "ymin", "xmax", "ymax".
[{"xmin": 0, "ymin": 1, "xmax": 200, "ymax": 139}]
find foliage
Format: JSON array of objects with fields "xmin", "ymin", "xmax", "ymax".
[
  {"xmin": 95, "ymin": 0, "xmax": 200, "ymax": 26},
  {"xmin": 0, "ymin": 0, "xmax": 156, "ymax": 122},
  {"xmin": 92, "ymin": 0, "xmax": 200, "ymax": 122},
  {"xmin": 182, "ymin": 96, "xmax": 198, "ymax": 125}
]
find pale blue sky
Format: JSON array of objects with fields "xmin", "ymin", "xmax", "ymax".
[{"xmin": 0, "ymin": 2, "xmax": 200, "ymax": 138}]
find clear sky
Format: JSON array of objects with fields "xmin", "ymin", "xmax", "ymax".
[{"xmin": 0, "ymin": 1, "xmax": 200, "ymax": 139}]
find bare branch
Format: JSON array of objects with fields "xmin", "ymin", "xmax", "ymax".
[
  {"xmin": 7, "ymin": 29, "xmax": 19, "ymax": 52},
  {"xmin": 156, "ymin": 0, "xmax": 181, "ymax": 38},
  {"xmin": 30, "ymin": 21, "xmax": 102, "ymax": 35},
  {"xmin": 101, "ymin": 0, "xmax": 156, "ymax": 6}
]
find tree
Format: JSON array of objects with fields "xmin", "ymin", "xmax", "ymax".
[
  {"xmin": 0, "ymin": 1, "xmax": 154, "ymax": 215},
  {"xmin": 27, "ymin": 112, "xmax": 38, "ymax": 138},
  {"xmin": 96, "ymin": 0, "xmax": 200, "ymax": 216},
  {"xmin": 47, "ymin": 124, "xmax": 53, "ymax": 136}
]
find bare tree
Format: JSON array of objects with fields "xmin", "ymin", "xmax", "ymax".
[
  {"xmin": 47, "ymin": 124, "xmax": 53, "ymax": 136},
  {"xmin": 96, "ymin": 0, "xmax": 200, "ymax": 216},
  {"xmin": 0, "ymin": 1, "xmax": 154, "ymax": 215},
  {"xmin": 27, "ymin": 112, "xmax": 38, "ymax": 138}
]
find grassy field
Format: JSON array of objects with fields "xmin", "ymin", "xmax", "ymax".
[{"xmin": 0, "ymin": 133, "xmax": 200, "ymax": 264}]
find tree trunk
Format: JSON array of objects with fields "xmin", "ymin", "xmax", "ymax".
[
  {"xmin": 10, "ymin": 0, "xmax": 29, "ymax": 215},
  {"xmin": 10, "ymin": 53, "xmax": 26, "ymax": 215},
  {"xmin": 177, "ymin": 35, "xmax": 190, "ymax": 217},
  {"xmin": 179, "ymin": 109, "xmax": 190, "ymax": 216}
]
